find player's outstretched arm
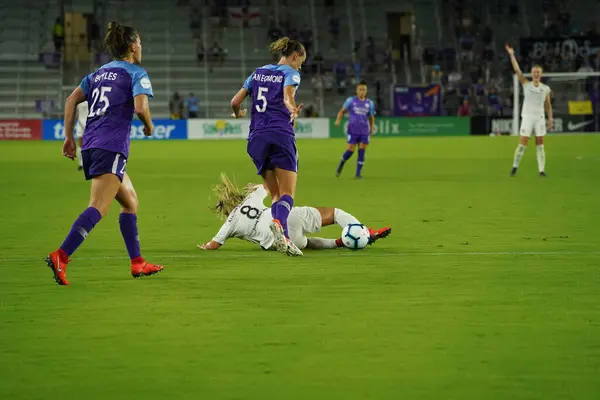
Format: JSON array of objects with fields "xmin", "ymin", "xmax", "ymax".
[
  {"xmin": 505, "ymin": 44, "xmax": 528, "ymax": 85},
  {"xmin": 231, "ymin": 88, "xmax": 248, "ymax": 118},
  {"xmin": 198, "ymin": 240, "xmax": 222, "ymax": 250}
]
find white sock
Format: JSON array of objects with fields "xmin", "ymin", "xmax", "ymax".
[
  {"xmin": 513, "ymin": 144, "xmax": 526, "ymax": 168},
  {"xmin": 536, "ymin": 144, "xmax": 545, "ymax": 172},
  {"xmin": 334, "ymin": 208, "xmax": 360, "ymax": 228},
  {"xmin": 76, "ymin": 146, "xmax": 83, "ymax": 167},
  {"xmin": 306, "ymin": 237, "xmax": 339, "ymax": 249}
]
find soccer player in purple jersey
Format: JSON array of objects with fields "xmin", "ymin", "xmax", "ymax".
[
  {"xmin": 334, "ymin": 81, "xmax": 375, "ymax": 178},
  {"xmin": 45, "ymin": 22, "xmax": 163, "ymax": 285},
  {"xmin": 230, "ymin": 37, "xmax": 306, "ymax": 257}
]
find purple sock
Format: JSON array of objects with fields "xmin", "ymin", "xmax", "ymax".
[
  {"xmin": 119, "ymin": 213, "xmax": 141, "ymax": 260},
  {"xmin": 59, "ymin": 207, "xmax": 102, "ymax": 256},
  {"xmin": 356, "ymin": 149, "xmax": 366, "ymax": 177},
  {"xmin": 275, "ymin": 194, "xmax": 294, "ymax": 238},
  {"xmin": 271, "ymin": 201, "xmax": 278, "ymax": 220},
  {"xmin": 337, "ymin": 150, "xmax": 354, "ymax": 173}
]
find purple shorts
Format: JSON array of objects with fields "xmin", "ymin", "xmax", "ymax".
[
  {"xmin": 347, "ymin": 134, "xmax": 370, "ymax": 145},
  {"xmin": 82, "ymin": 148, "xmax": 127, "ymax": 182},
  {"xmin": 247, "ymin": 132, "xmax": 298, "ymax": 175}
]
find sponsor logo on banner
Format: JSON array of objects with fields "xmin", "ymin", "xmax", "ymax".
[
  {"xmin": 188, "ymin": 118, "xmax": 329, "ymax": 139},
  {"xmin": 42, "ymin": 119, "xmax": 187, "ymax": 140},
  {"xmin": 188, "ymin": 119, "xmax": 249, "ymax": 139},
  {"xmin": 0, "ymin": 120, "xmax": 42, "ymax": 140},
  {"xmin": 520, "ymin": 36, "xmax": 600, "ymax": 62},
  {"xmin": 330, "ymin": 117, "xmax": 469, "ymax": 137},
  {"xmin": 471, "ymin": 116, "xmax": 600, "ymax": 135}
]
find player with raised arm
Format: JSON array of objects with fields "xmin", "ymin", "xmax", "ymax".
[
  {"xmin": 198, "ymin": 175, "xmax": 391, "ymax": 251},
  {"xmin": 506, "ymin": 44, "xmax": 553, "ymax": 177},
  {"xmin": 230, "ymin": 37, "xmax": 306, "ymax": 256},
  {"xmin": 334, "ymin": 81, "xmax": 375, "ymax": 179},
  {"xmin": 45, "ymin": 22, "xmax": 163, "ymax": 285},
  {"xmin": 75, "ymin": 101, "xmax": 88, "ymax": 171}
]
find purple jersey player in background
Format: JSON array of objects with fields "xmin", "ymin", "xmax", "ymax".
[
  {"xmin": 334, "ymin": 81, "xmax": 375, "ymax": 178},
  {"xmin": 45, "ymin": 22, "xmax": 163, "ymax": 285},
  {"xmin": 230, "ymin": 37, "xmax": 306, "ymax": 257}
]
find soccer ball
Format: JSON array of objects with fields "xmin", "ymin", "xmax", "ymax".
[{"xmin": 341, "ymin": 223, "xmax": 370, "ymax": 250}]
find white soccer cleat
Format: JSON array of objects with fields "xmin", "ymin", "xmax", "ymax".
[
  {"xmin": 285, "ymin": 238, "xmax": 304, "ymax": 257},
  {"xmin": 269, "ymin": 219, "xmax": 289, "ymax": 254}
]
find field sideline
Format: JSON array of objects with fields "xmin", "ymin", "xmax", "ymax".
[{"xmin": 1, "ymin": 136, "xmax": 599, "ymax": 399}]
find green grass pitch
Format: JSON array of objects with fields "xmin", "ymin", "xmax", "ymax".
[{"xmin": 1, "ymin": 136, "xmax": 599, "ymax": 399}]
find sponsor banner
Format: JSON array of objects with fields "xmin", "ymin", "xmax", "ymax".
[
  {"xmin": 392, "ymin": 84, "xmax": 442, "ymax": 116},
  {"xmin": 519, "ymin": 36, "xmax": 600, "ymax": 63},
  {"xmin": 42, "ymin": 119, "xmax": 187, "ymax": 140},
  {"xmin": 330, "ymin": 117, "xmax": 470, "ymax": 138},
  {"xmin": 188, "ymin": 118, "xmax": 329, "ymax": 140},
  {"xmin": 470, "ymin": 115, "xmax": 600, "ymax": 135},
  {"xmin": 0, "ymin": 120, "xmax": 43, "ymax": 140},
  {"xmin": 568, "ymin": 100, "xmax": 593, "ymax": 115}
]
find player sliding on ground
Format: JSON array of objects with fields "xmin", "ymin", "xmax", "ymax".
[
  {"xmin": 334, "ymin": 80, "xmax": 375, "ymax": 179},
  {"xmin": 45, "ymin": 22, "xmax": 163, "ymax": 285},
  {"xmin": 230, "ymin": 37, "xmax": 306, "ymax": 257},
  {"xmin": 505, "ymin": 43, "xmax": 552, "ymax": 177},
  {"xmin": 198, "ymin": 175, "xmax": 391, "ymax": 252}
]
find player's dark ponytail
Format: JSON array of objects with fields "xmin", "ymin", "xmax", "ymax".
[
  {"xmin": 269, "ymin": 36, "xmax": 306, "ymax": 57},
  {"xmin": 358, "ymin": 80, "xmax": 367, "ymax": 86},
  {"xmin": 104, "ymin": 21, "xmax": 138, "ymax": 59}
]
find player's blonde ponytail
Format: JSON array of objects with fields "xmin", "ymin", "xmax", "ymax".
[
  {"xmin": 211, "ymin": 173, "xmax": 245, "ymax": 220},
  {"xmin": 269, "ymin": 36, "xmax": 305, "ymax": 57}
]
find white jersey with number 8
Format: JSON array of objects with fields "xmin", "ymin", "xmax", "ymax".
[{"xmin": 212, "ymin": 186, "xmax": 274, "ymax": 249}]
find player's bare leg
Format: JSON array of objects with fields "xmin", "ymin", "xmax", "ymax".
[
  {"xmin": 337, "ymin": 143, "xmax": 356, "ymax": 177},
  {"xmin": 313, "ymin": 206, "xmax": 391, "ymax": 247},
  {"xmin": 263, "ymin": 169, "xmax": 288, "ymax": 254},
  {"xmin": 511, "ymin": 136, "xmax": 528, "ymax": 177},
  {"xmin": 536, "ymin": 136, "xmax": 547, "ymax": 176},
  {"xmin": 271, "ymin": 168, "xmax": 302, "ymax": 256},
  {"xmin": 116, "ymin": 173, "xmax": 163, "ymax": 277}
]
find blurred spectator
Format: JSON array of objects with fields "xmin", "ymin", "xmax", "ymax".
[
  {"xmin": 312, "ymin": 51, "xmax": 324, "ymax": 74},
  {"xmin": 459, "ymin": 29, "xmax": 474, "ymax": 61},
  {"xmin": 87, "ymin": 16, "xmax": 100, "ymax": 52},
  {"xmin": 366, "ymin": 36, "xmax": 376, "ymax": 71},
  {"xmin": 170, "ymin": 92, "xmax": 184, "ymax": 119},
  {"xmin": 487, "ymin": 87, "xmax": 502, "ymax": 116},
  {"xmin": 303, "ymin": 104, "xmax": 318, "ymax": 117},
  {"xmin": 209, "ymin": 42, "xmax": 226, "ymax": 72},
  {"xmin": 190, "ymin": 6, "xmax": 202, "ymax": 39},
  {"xmin": 52, "ymin": 17, "xmax": 64, "ymax": 54},
  {"xmin": 323, "ymin": 72, "xmax": 334, "ymax": 93},
  {"xmin": 430, "ymin": 65, "xmax": 443, "ymax": 84},
  {"xmin": 457, "ymin": 98, "xmax": 471, "ymax": 116},
  {"xmin": 311, "ymin": 73, "xmax": 323, "ymax": 103},
  {"xmin": 329, "ymin": 14, "xmax": 340, "ymax": 51},
  {"xmin": 196, "ymin": 40, "xmax": 205, "ymax": 63},
  {"xmin": 299, "ymin": 24, "xmax": 313, "ymax": 56},
  {"xmin": 334, "ymin": 59, "xmax": 347, "ymax": 95},
  {"xmin": 186, "ymin": 93, "xmax": 200, "ymax": 118},
  {"xmin": 482, "ymin": 25, "xmax": 493, "ymax": 46},
  {"xmin": 352, "ymin": 53, "xmax": 362, "ymax": 81}
]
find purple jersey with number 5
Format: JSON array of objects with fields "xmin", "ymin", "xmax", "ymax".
[
  {"xmin": 344, "ymin": 96, "xmax": 375, "ymax": 137},
  {"xmin": 79, "ymin": 60, "xmax": 153, "ymax": 158},
  {"xmin": 243, "ymin": 64, "xmax": 301, "ymax": 137}
]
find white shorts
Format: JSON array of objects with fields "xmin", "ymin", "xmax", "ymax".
[
  {"xmin": 520, "ymin": 117, "xmax": 546, "ymax": 137},
  {"xmin": 288, "ymin": 206, "xmax": 322, "ymax": 250}
]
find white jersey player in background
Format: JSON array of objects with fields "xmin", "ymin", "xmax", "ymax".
[
  {"xmin": 75, "ymin": 101, "xmax": 89, "ymax": 171},
  {"xmin": 198, "ymin": 174, "xmax": 391, "ymax": 252},
  {"xmin": 505, "ymin": 44, "xmax": 552, "ymax": 177}
]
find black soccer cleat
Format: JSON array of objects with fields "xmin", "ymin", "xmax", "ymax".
[
  {"xmin": 539, "ymin": 171, "xmax": 548, "ymax": 177},
  {"xmin": 510, "ymin": 167, "xmax": 517, "ymax": 177},
  {"xmin": 77, "ymin": 166, "xmax": 83, "ymax": 171}
]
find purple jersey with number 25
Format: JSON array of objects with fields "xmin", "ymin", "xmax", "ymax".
[
  {"xmin": 79, "ymin": 60, "xmax": 153, "ymax": 158},
  {"xmin": 243, "ymin": 64, "xmax": 301, "ymax": 137}
]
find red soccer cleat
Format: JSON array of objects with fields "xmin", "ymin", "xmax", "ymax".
[
  {"xmin": 45, "ymin": 249, "xmax": 70, "ymax": 285},
  {"xmin": 368, "ymin": 227, "xmax": 392, "ymax": 245},
  {"xmin": 131, "ymin": 258, "xmax": 163, "ymax": 278}
]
